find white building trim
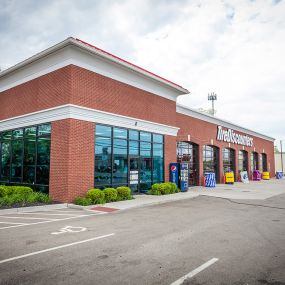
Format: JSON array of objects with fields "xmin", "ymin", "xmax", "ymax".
[
  {"xmin": 0, "ymin": 104, "xmax": 180, "ymax": 136},
  {"xmin": 0, "ymin": 38, "xmax": 189, "ymax": 101},
  {"xmin": 177, "ymin": 104, "xmax": 275, "ymax": 142}
]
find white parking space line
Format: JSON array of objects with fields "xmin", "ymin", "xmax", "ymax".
[
  {"xmin": 0, "ymin": 233, "xmax": 115, "ymax": 265},
  {"xmin": 6, "ymin": 212, "xmax": 82, "ymax": 216},
  {"xmin": 170, "ymin": 258, "xmax": 219, "ymax": 285},
  {"xmin": 0, "ymin": 222, "xmax": 28, "ymax": 225},
  {"xmin": 0, "ymin": 213, "xmax": 103, "ymax": 230},
  {"xmin": 0, "ymin": 216, "xmax": 57, "ymax": 221}
]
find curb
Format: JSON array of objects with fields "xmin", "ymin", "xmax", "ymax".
[
  {"xmin": 67, "ymin": 193, "xmax": 200, "ymax": 213},
  {"xmin": 0, "ymin": 203, "xmax": 68, "ymax": 214}
]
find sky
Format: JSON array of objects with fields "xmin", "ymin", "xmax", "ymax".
[{"xmin": 0, "ymin": 0, "xmax": 284, "ymax": 147}]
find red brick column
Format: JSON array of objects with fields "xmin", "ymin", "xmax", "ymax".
[
  {"xmin": 49, "ymin": 119, "xmax": 95, "ymax": 202},
  {"xmin": 164, "ymin": 135, "xmax": 177, "ymax": 182},
  {"xmin": 234, "ymin": 149, "xmax": 239, "ymax": 182}
]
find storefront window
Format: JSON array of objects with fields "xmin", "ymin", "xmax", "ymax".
[
  {"xmin": 260, "ymin": 153, "xmax": 267, "ymax": 172},
  {"xmin": 250, "ymin": 152, "xmax": 259, "ymax": 172},
  {"xmin": 94, "ymin": 124, "xmax": 164, "ymax": 192},
  {"xmin": 223, "ymin": 148, "xmax": 235, "ymax": 175},
  {"xmin": 238, "ymin": 150, "xmax": 248, "ymax": 172},
  {"xmin": 0, "ymin": 124, "xmax": 51, "ymax": 193},
  {"xmin": 203, "ymin": 145, "xmax": 219, "ymax": 182},
  {"xmin": 177, "ymin": 142, "xmax": 199, "ymax": 186}
]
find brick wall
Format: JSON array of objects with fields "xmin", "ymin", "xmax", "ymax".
[{"xmin": 49, "ymin": 119, "xmax": 95, "ymax": 202}]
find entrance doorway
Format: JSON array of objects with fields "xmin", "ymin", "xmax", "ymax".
[
  {"xmin": 177, "ymin": 142, "xmax": 199, "ymax": 186},
  {"xmin": 129, "ymin": 157, "xmax": 139, "ymax": 193}
]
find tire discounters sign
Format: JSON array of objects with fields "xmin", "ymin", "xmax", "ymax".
[{"xmin": 217, "ymin": 126, "xmax": 253, "ymax": 147}]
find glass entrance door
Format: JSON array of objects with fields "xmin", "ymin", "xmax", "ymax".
[{"xmin": 129, "ymin": 157, "xmax": 140, "ymax": 193}]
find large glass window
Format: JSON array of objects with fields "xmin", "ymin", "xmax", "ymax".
[
  {"xmin": 177, "ymin": 142, "xmax": 199, "ymax": 186},
  {"xmin": 0, "ymin": 124, "xmax": 51, "ymax": 193},
  {"xmin": 260, "ymin": 153, "xmax": 267, "ymax": 172},
  {"xmin": 223, "ymin": 148, "xmax": 235, "ymax": 176},
  {"xmin": 238, "ymin": 150, "xmax": 248, "ymax": 172},
  {"xmin": 250, "ymin": 152, "xmax": 259, "ymax": 172},
  {"xmin": 94, "ymin": 124, "xmax": 164, "ymax": 192},
  {"xmin": 203, "ymin": 145, "xmax": 219, "ymax": 182}
]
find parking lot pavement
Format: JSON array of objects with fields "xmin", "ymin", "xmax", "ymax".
[
  {"xmin": 0, "ymin": 190, "xmax": 285, "ymax": 285},
  {"xmin": 0, "ymin": 208, "xmax": 104, "ymax": 230}
]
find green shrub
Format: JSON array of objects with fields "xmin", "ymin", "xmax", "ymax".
[
  {"xmin": 74, "ymin": 197, "xmax": 92, "ymax": 206},
  {"xmin": 168, "ymin": 182, "xmax": 177, "ymax": 193},
  {"xmin": 148, "ymin": 183, "xmax": 162, "ymax": 195},
  {"xmin": 86, "ymin": 188, "xmax": 105, "ymax": 204},
  {"xmin": 0, "ymin": 186, "xmax": 7, "ymax": 197},
  {"xmin": 160, "ymin": 183, "xmax": 171, "ymax": 195},
  {"xmin": 103, "ymin": 188, "xmax": 117, "ymax": 202},
  {"xmin": 116, "ymin": 186, "xmax": 132, "ymax": 200},
  {"xmin": 32, "ymin": 192, "xmax": 51, "ymax": 203},
  {"xmin": 0, "ymin": 186, "xmax": 33, "ymax": 197},
  {"xmin": 12, "ymin": 186, "xmax": 33, "ymax": 196}
]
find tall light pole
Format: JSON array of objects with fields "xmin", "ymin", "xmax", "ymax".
[
  {"xmin": 281, "ymin": 140, "xmax": 284, "ymax": 174},
  {"xmin": 208, "ymin": 92, "xmax": 217, "ymax": 116}
]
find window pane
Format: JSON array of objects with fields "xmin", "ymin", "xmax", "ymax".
[
  {"xmin": 153, "ymin": 134, "xmax": 163, "ymax": 143},
  {"xmin": 24, "ymin": 140, "xmax": 36, "ymax": 166},
  {"xmin": 114, "ymin": 127, "xmax": 127, "ymax": 139},
  {"xmin": 140, "ymin": 142, "xmax": 151, "ymax": 157},
  {"xmin": 37, "ymin": 138, "xmax": 50, "ymax": 165},
  {"xmin": 95, "ymin": 137, "xmax": 112, "ymax": 186},
  {"xmin": 96, "ymin": 125, "xmax": 111, "ymax": 137},
  {"xmin": 12, "ymin": 129, "xmax": 23, "ymax": 139},
  {"xmin": 129, "ymin": 130, "xmax": 139, "ymax": 140},
  {"xmin": 36, "ymin": 165, "xmax": 49, "ymax": 185},
  {"xmin": 1, "ymin": 142, "xmax": 10, "ymax": 179},
  {"xmin": 11, "ymin": 140, "xmax": 23, "ymax": 182},
  {"xmin": 140, "ymin": 157, "xmax": 152, "ymax": 191},
  {"xmin": 140, "ymin": 132, "xmax": 151, "ymax": 142},
  {"xmin": 2, "ymin": 131, "xmax": 12, "ymax": 140},
  {"xmin": 129, "ymin": 140, "xmax": 139, "ymax": 155},
  {"xmin": 113, "ymin": 139, "xmax": 128, "ymax": 184},
  {"xmin": 38, "ymin": 124, "xmax": 51, "ymax": 136},
  {"xmin": 23, "ymin": 166, "xmax": 35, "ymax": 184},
  {"xmin": 25, "ymin": 127, "xmax": 37, "ymax": 137},
  {"xmin": 153, "ymin": 144, "xmax": 164, "ymax": 183}
]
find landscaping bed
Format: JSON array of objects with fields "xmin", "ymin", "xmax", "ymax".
[{"xmin": 0, "ymin": 186, "xmax": 53, "ymax": 209}]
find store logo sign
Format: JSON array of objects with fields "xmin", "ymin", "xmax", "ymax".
[
  {"xmin": 171, "ymin": 165, "xmax": 177, "ymax": 172},
  {"xmin": 217, "ymin": 126, "xmax": 253, "ymax": 147}
]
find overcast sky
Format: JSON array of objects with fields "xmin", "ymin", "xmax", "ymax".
[{"xmin": 0, "ymin": 0, "xmax": 284, "ymax": 146}]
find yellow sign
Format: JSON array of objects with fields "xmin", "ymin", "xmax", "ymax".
[
  {"xmin": 262, "ymin": 172, "xmax": 270, "ymax": 180},
  {"xmin": 225, "ymin": 172, "xmax": 234, "ymax": 184}
]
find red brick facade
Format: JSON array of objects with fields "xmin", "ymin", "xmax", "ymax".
[
  {"xmin": 49, "ymin": 119, "xmax": 95, "ymax": 202},
  {"xmin": 0, "ymin": 65, "xmax": 275, "ymax": 202}
]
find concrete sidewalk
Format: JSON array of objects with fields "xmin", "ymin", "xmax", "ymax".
[{"xmin": 1, "ymin": 178, "xmax": 284, "ymax": 214}]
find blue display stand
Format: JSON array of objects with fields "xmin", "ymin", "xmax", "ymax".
[
  {"xmin": 204, "ymin": 172, "xmax": 216, "ymax": 187},
  {"xmin": 169, "ymin": 163, "xmax": 179, "ymax": 188},
  {"xmin": 276, "ymin": 171, "xmax": 283, "ymax": 179}
]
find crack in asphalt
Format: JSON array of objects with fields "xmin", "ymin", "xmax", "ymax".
[{"xmin": 200, "ymin": 195, "xmax": 285, "ymax": 210}]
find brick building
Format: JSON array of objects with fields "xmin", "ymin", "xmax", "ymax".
[{"xmin": 0, "ymin": 38, "xmax": 275, "ymax": 202}]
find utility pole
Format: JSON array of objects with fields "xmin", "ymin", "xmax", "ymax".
[
  {"xmin": 281, "ymin": 140, "xmax": 284, "ymax": 173},
  {"xmin": 208, "ymin": 92, "xmax": 217, "ymax": 116}
]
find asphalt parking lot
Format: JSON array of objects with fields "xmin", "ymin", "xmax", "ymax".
[{"xmin": 0, "ymin": 181, "xmax": 285, "ymax": 285}]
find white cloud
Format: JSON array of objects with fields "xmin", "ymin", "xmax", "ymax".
[{"xmin": 0, "ymin": 0, "xmax": 284, "ymax": 143}]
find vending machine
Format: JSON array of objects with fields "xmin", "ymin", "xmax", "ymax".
[{"xmin": 169, "ymin": 163, "xmax": 189, "ymax": 192}]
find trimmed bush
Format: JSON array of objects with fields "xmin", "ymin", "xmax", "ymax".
[
  {"xmin": 0, "ymin": 186, "xmax": 7, "ymax": 197},
  {"xmin": 74, "ymin": 197, "xmax": 92, "ymax": 206},
  {"xmin": 0, "ymin": 186, "xmax": 33, "ymax": 197},
  {"xmin": 0, "ymin": 192, "xmax": 51, "ymax": 207},
  {"xmin": 148, "ymin": 183, "xmax": 162, "ymax": 195},
  {"xmin": 86, "ymin": 188, "xmax": 105, "ymax": 204},
  {"xmin": 103, "ymin": 188, "xmax": 117, "ymax": 202},
  {"xmin": 160, "ymin": 183, "xmax": 171, "ymax": 195},
  {"xmin": 116, "ymin": 186, "xmax": 132, "ymax": 200},
  {"xmin": 148, "ymin": 182, "xmax": 179, "ymax": 195},
  {"xmin": 168, "ymin": 182, "xmax": 178, "ymax": 193}
]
